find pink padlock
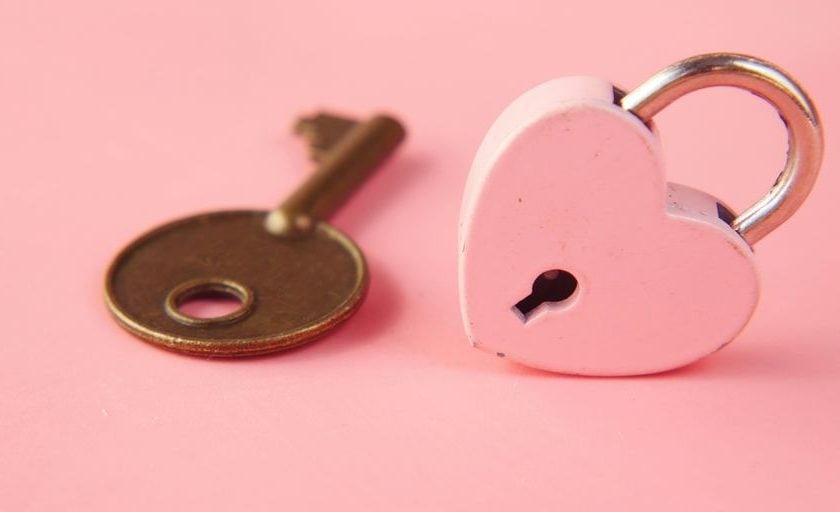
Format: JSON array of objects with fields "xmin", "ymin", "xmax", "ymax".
[{"xmin": 458, "ymin": 54, "xmax": 823, "ymax": 376}]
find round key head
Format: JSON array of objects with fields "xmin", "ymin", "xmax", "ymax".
[{"xmin": 105, "ymin": 210, "xmax": 366, "ymax": 356}]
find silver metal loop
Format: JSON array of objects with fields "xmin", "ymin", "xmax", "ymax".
[{"xmin": 621, "ymin": 53, "xmax": 823, "ymax": 245}]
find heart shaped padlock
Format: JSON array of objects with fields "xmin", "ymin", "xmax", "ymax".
[{"xmin": 458, "ymin": 53, "xmax": 823, "ymax": 376}]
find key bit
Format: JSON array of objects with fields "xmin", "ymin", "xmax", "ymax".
[{"xmin": 295, "ymin": 113, "xmax": 359, "ymax": 162}]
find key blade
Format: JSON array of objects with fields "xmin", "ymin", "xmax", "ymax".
[
  {"xmin": 269, "ymin": 114, "xmax": 405, "ymax": 235},
  {"xmin": 295, "ymin": 113, "xmax": 359, "ymax": 163}
]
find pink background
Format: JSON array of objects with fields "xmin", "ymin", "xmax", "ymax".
[{"xmin": 1, "ymin": 0, "xmax": 838, "ymax": 510}]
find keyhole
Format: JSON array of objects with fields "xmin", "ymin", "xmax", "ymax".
[{"xmin": 513, "ymin": 269, "xmax": 578, "ymax": 322}]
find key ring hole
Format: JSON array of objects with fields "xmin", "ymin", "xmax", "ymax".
[{"xmin": 165, "ymin": 278, "xmax": 255, "ymax": 326}]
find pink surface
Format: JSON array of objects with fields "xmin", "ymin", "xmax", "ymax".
[
  {"xmin": 1, "ymin": 0, "xmax": 837, "ymax": 510},
  {"xmin": 459, "ymin": 77, "xmax": 758, "ymax": 375}
]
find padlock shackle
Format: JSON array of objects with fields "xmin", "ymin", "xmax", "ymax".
[{"xmin": 621, "ymin": 53, "xmax": 823, "ymax": 245}]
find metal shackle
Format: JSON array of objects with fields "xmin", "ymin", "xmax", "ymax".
[{"xmin": 621, "ymin": 53, "xmax": 824, "ymax": 245}]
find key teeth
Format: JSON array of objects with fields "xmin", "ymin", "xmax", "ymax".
[{"xmin": 295, "ymin": 113, "xmax": 359, "ymax": 163}]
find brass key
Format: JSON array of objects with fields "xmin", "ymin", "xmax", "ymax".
[{"xmin": 105, "ymin": 113, "xmax": 405, "ymax": 356}]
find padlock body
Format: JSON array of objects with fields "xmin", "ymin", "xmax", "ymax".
[{"xmin": 458, "ymin": 77, "xmax": 759, "ymax": 376}]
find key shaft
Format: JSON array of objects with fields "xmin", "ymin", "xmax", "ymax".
[{"xmin": 267, "ymin": 115, "xmax": 405, "ymax": 235}]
